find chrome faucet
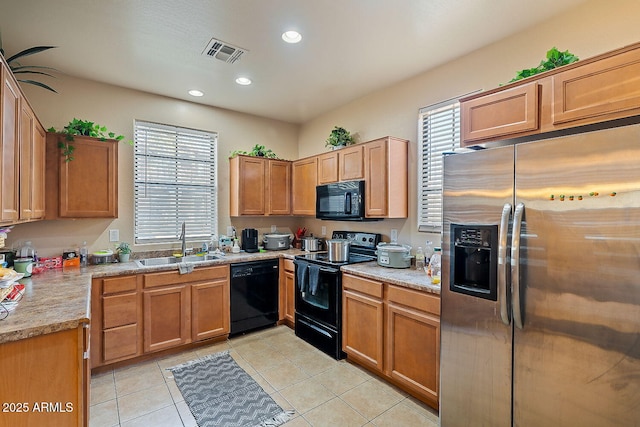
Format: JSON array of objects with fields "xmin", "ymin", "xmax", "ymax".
[{"xmin": 180, "ymin": 222, "xmax": 186, "ymax": 257}]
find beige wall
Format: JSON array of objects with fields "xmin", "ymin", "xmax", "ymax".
[
  {"xmin": 296, "ymin": 0, "xmax": 640, "ymax": 250},
  {"xmin": 10, "ymin": 77, "xmax": 300, "ymax": 256},
  {"xmin": 8, "ymin": 0, "xmax": 640, "ymax": 257}
]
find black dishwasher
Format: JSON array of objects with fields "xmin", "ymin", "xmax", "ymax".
[{"xmin": 230, "ymin": 259, "xmax": 279, "ymax": 336}]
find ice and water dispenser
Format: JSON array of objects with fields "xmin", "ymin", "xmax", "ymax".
[{"xmin": 450, "ymin": 225, "xmax": 498, "ymax": 301}]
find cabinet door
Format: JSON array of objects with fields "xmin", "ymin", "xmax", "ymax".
[
  {"xmin": 386, "ymin": 302, "xmax": 440, "ymax": 408},
  {"xmin": 284, "ymin": 269, "xmax": 295, "ymax": 325},
  {"xmin": 19, "ymin": 105, "xmax": 46, "ymax": 221},
  {"xmin": 143, "ymin": 285, "xmax": 191, "ymax": 352},
  {"xmin": 552, "ymin": 47, "xmax": 640, "ymax": 125},
  {"xmin": 229, "ymin": 155, "xmax": 266, "ymax": 215},
  {"xmin": 192, "ymin": 278, "xmax": 230, "ymax": 341},
  {"xmin": 1, "ymin": 65, "xmax": 20, "ymax": 223},
  {"xmin": 342, "ymin": 274, "xmax": 384, "ymax": 372},
  {"xmin": 317, "ymin": 152, "xmax": 338, "ymax": 184},
  {"xmin": 364, "ymin": 139, "xmax": 388, "ymax": 217},
  {"xmin": 339, "ymin": 145, "xmax": 364, "ymax": 181},
  {"xmin": 268, "ymin": 159, "xmax": 291, "ymax": 215},
  {"xmin": 460, "ymin": 82, "xmax": 540, "ymax": 144},
  {"xmin": 291, "ymin": 157, "xmax": 317, "ymax": 215}
]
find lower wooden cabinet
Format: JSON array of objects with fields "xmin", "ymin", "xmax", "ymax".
[
  {"xmin": 279, "ymin": 258, "xmax": 295, "ymax": 327},
  {"xmin": 0, "ymin": 325, "xmax": 89, "ymax": 426},
  {"xmin": 143, "ymin": 284, "xmax": 191, "ymax": 353},
  {"xmin": 342, "ymin": 274, "xmax": 384, "ymax": 372},
  {"xmin": 91, "ymin": 265, "xmax": 230, "ymax": 369},
  {"xmin": 342, "ymin": 273, "xmax": 440, "ymax": 410},
  {"xmin": 386, "ymin": 285, "xmax": 440, "ymax": 408}
]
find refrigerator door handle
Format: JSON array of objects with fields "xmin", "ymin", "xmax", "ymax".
[
  {"xmin": 511, "ymin": 202, "xmax": 525, "ymax": 329},
  {"xmin": 498, "ymin": 203, "xmax": 512, "ymax": 326}
]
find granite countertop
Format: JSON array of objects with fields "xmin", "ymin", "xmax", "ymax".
[
  {"xmin": 0, "ymin": 249, "xmax": 438, "ymax": 344},
  {"xmin": 341, "ymin": 262, "xmax": 440, "ymax": 295}
]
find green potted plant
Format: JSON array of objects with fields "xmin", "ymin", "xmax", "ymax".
[
  {"xmin": 115, "ymin": 242, "xmax": 132, "ymax": 263},
  {"xmin": 508, "ymin": 47, "xmax": 579, "ymax": 83},
  {"xmin": 325, "ymin": 126, "xmax": 355, "ymax": 149},
  {"xmin": 230, "ymin": 144, "xmax": 279, "ymax": 159},
  {"xmin": 47, "ymin": 118, "xmax": 131, "ymax": 162},
  {"xmin": 0, "ymin": 31, "xmax": 58, "ymax": 92}
]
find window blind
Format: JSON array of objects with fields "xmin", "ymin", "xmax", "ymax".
[
  {"xmin": 134, "ymin": 121, "xmax": 218, "ymax": 244},
  {"xmin": 417, "ymin": 100, "xmax": 460, "ymax": 231}
]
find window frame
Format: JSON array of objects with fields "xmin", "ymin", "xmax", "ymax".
[{"xmin": 133, "ymin": 120, "xmax": 218, "ymax": 245}]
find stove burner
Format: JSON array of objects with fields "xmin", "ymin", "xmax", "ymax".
[{"xmin": 295, "ymin": 251, "xmax": 375, "ymax": 266}]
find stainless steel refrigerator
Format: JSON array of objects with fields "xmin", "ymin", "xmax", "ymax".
[{"xmin": 440, "ymin": 124, "xmax": 640, "ymax": 427}]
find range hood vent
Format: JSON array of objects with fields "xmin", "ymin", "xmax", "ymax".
[{"xmin": 202, "ymin": 38, "xmax": 247, "ymax": 64}]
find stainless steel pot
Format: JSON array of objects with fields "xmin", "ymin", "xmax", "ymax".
[
  {"xmin": 263, "ymin": 233, "xmax": 292, "ymax": 250},
  {"xmin": 300, "ymin": 236, "xmax": 323, "ymax": 252},
  {"xmin": 376, "ymin": 242, "xmax": 412, "ymax": 268},
  {"xmin": 327, "ymin": 239, "xmax": 350, "ymax": 262}
]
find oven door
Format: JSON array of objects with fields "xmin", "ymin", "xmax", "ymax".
[{"xmin": 294, "ymin": 260, "xmax": 341, "ymax": 328}]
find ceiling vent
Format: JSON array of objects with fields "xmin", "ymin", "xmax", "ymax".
[{"xmin": 202, "ymin": 38, "xmax": 247, "ymax": 64}]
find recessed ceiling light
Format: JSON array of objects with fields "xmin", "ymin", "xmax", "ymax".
[
  {"xmin": 235, "ymin": 77, "xmax": 252, "ymax": 85},
  {"xmin": 282, "ymin": 30, "xmax": 302, "ymax": 44},
  {"xmin": 188, "ymin": 89, "xmax": 204, "ymax": 97}
]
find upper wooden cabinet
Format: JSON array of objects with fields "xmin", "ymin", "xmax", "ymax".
[
  {"xmin": 338, "ymin": 144, "xmax": 364, "ymax": 181},
  {"xmin": 1, "ymin": 62, "xmax": 21, "ymax": 224},
  {"xmin": 364, "ymin": 137, "xmax": 408, "ymax": 218},
  {"xmin": 229, "ymin": 155, "xmax": 291, "ymax": 216},
  {"xmin": 0, "ymin": 57, "xmax": 46, "ymax": 225},
  {"xmin": 317, "ymin": 152, "xmax": 338, "ymax": 184},
  {"xmin": 19, "ymin": 103, "xmax": 46, "ymax": 221},
  {"xmin": 291, "ymin": 156, "xmax": 318, "ymax": 216},
  {"xmin": 46, "ymin": 133, "xmax": 118, "ymax": 218},
  {"xmin": 461, "ymin": 42, "xmax": 640, "ymax": 146}
]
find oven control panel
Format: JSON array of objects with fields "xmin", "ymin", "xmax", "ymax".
[{"xmin": 332, "ymin": 231, "xmax": 381, "ymax": 249}]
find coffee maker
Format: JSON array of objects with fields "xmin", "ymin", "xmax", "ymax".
[{"xmin": 241, "ymin": 228, "xmax": 259, "ymax": 253}]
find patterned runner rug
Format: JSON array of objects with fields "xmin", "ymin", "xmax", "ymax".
[{"xmin": 169, "ymin": 351, "xmax": 293, "ymax": 427}]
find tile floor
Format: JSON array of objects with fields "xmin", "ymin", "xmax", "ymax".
[{"xmin": 89, "ymin": 325, "xmax": 439, "ymax": 427}]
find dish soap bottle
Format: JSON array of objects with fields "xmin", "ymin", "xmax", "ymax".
[
  {"xmin": 415, "ymin": 247, "xmax": 425, "ymax": 270},
  {"xmin": 428, "ymin": 247, "xmax": 442, "ymax": 284},
  {"xmin": 232, "ymin": 238, "xmax": 240, "ymax": 253}
]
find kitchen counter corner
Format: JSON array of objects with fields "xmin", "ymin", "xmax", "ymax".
[{"xmin": 341, "ymin": 262, "xmax": 440, "ymax": 295}]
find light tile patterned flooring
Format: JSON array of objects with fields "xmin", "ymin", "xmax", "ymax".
[{"xmin": 90, "ymin": 325, "xmax": 439, "ymax": 427}]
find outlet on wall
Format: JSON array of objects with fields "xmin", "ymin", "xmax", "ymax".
[
  {"xmin": 109, "ymin": 229, "xmax": 119, "ymax": 242},
  {"xmin": 271, "ymin": 225, "xmax": 277, "ymax": 232},
  {"xmin": 321, "ymin": 226, "xmax": 327, "ymax": 236},
  {"xmin": 390, "ymin": 228, "xmax": 398, "ymax": 243}
]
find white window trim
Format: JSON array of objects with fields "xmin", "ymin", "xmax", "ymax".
[
  {"xmin": 134, "ymin": 120, "xmax": 218, "ymax": 244},
  {"xmin": 417, "ymin": 92, "xmax": 478, "ymax": 232}
]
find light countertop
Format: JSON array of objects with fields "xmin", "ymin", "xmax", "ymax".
[{"xmin": 0, "ymin": 249, "xmax": 439, "ymax": 344}]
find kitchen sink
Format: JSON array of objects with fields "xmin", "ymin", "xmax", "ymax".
[{"xmin": 135, "ymin": 253, "xmax": 223, "ymax": 267}]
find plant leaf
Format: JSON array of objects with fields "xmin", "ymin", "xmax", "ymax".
[
  {"xmin": 15, "ymin": 79, "xmax": 57, "ymax": 93},
  {"xmin": 6, "ymin": 46, "xmax": 56, "ymax": 64}
]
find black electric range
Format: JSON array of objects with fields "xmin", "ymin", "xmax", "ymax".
[
  {"xmin": 294, "ymin": 231, "xmax": 380, "ymax": 359},
  {"xmin": 294, "ymin": 231, "xmax": 380, "ymax": 266}
]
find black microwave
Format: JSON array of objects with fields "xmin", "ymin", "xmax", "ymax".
[{"xmin": 316, "ymin": 180, "xmax": 375, "ymax": 221}]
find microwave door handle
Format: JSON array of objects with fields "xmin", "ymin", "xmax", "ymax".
[
  {"xmin": 498, "ymin": 203, "xmax": 512, "ymax": 326},
  {"xmin": 511, "ymin": 202, "xmax": 525, "ymax": 329},
  {"xmin": 345, "ymin": 192, "xmax": 352, "ymax": 214}
]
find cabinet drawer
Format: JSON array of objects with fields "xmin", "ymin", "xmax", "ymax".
[
  {"xmin": 103, "ymin": 275, "xmax": 137, "ymax": 294},
  {"xmin": 387, "ymin": 285, "xmax": 440, "ymax": 316},
  {"xmin": 461, "ymin": 82, "xmax": 539, "ymax": 143},
  {"xmin": 343, "ymin": 274, "xmax": 383, "ymax": 298},
  {"xmin": 283, "ymin": 258, "xmax": 294, "ymax": 272},
  {"xmin": 103, "ymin": 292, "xmax": 137, "ymax": 328},
  {"xmin": 103, "ymin": 324, "xmax": 138, "ymax": 362},
  {"xmin": 143, "ymin": 265, "xmax": 228, "ymax": 288}
]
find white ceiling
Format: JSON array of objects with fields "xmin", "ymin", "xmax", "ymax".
[{"xmin": 1, "ymin": 0, "xmax": 588, "ymax": 124}]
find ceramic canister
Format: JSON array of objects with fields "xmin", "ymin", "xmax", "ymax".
[{"xmin": 14, "ymin": 257, "xmax": 34, "ymax": 277}]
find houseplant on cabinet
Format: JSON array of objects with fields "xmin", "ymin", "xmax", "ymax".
[
  {"xmin": 48, "ymin": 118, "xmax": 130, "ymax": 162},
  {"xmin": 325, "ymin": 126, "xmax": 355, "ymax": 149}
]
